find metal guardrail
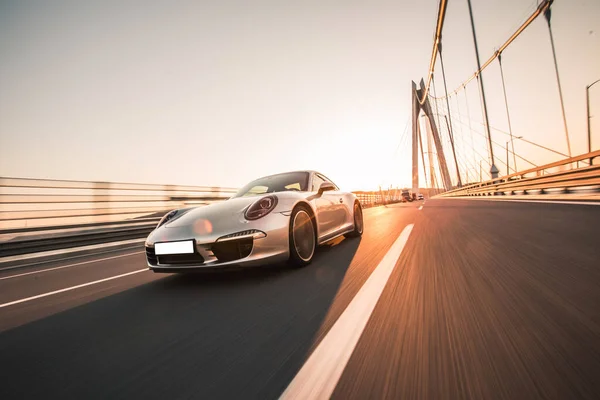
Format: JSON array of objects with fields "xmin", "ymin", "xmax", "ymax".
[
  {"xmin": 354, "ymin": 192, "xmax": 386, "ymax": 207},
  {"xmin": 1, "ymin": 224, "xmax": 156, "ymax": 257},
  {"xmin": 438, "ymin": 150, "xmax": 600, "ymax": 197},
  {"xmin": 0, "ymin": 177, "xmax": 237, "ymax": 231},
  {"xmin": 0, "ymin": 177, "xmax": 237, "ymax": 258}
]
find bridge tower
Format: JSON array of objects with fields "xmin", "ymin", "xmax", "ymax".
[{"xmin": 412, "ymin": 79, "xmax": 453, "ymax": 192}]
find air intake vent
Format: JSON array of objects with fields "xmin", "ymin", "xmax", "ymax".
[
  {"xmin": 146, "ymin": 247, "xmax": 158, "ymax": 266},
  {"xmin": 157, "ymin": 253, "xmax": 205, "ymax": 265},
  {"xmin": 211, "ymin": 237, "xmax": 253, "ymax": 262}
]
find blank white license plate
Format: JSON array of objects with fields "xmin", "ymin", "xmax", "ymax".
[{"xmin": 155, "ymin": 241, "xmax": 194, "ymax": 255}]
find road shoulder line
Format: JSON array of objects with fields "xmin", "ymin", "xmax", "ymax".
[{"xmin": 280, "ymin": 224, "xmax": 414, "ymax": 399}]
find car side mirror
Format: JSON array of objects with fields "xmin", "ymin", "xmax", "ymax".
[{"xmin": 318, "ymin": 182, "xmax": 335, "ymax": 195}]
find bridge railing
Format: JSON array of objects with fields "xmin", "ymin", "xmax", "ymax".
[
  {"xmin": 1, "ymin": 177, "xmax": 400, "ymax": 232},
  {"xmin": 354, "ymin": 192, "xmax": 383, "ymax": 207},
  {"xmin": 0, "ymin": 177, "xmax": 238, "ymax": 232},
  {"xmin": 437, "ymin": 151, "xmax": 600, "ymax": 197},
  {"xmin": 0, "ymin": 177, "xmax": 238, "ymax": 260}
]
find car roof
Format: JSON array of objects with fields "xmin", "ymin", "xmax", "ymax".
[{"xmin": 256, "ymin": 170, "xmax": 315, "ymax": 179}]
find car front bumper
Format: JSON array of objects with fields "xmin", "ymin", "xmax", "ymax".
[{"xmin": 145, "ymin": 212, "xmax": 291, "ymax": 272}]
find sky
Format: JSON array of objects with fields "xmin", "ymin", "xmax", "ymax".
[{"xmin": 1, "ymin": 0, "xmax": 599, "ymax": 191}]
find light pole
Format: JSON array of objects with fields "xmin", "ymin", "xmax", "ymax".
[{"xmin": 587, "ymin": 78, "xmax": 600, "ymax": 164}]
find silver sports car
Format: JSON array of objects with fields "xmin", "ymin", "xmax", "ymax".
[{"xmin": 145, "ymin": 171, "xmax": 363, "ymax": 272}]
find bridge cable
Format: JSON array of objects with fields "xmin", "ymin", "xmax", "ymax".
[
  {"xmin": 465, "ymin": 141, "xmax": 494, "ymax": 181},
  {"xmin": 450, "ymin": 109, "xmax": 538, "ymax": 169},
  {"xmin": 447, "ymin": 97, "xmax": 470, "ymax": 182},
  {"xmin": 392, "ymin": 117, "xmax": 411, "ymax": 159},
  {"xmin": 544, "ymin": 3, "xmax": 572, "ymax": 157},
  {"xmin": 429, "ymin": 76, "xmax": 448, "ymax": 188},
  {"xmin": 475, "ymin": 75, "xmax": 493, "ymax": 166},
  {"xmin": 451, "ymin": 113, "xmax": 538, "ymax": 168},
  {"xmin": 466, "ymin": 0, "xmax": 497, "ymax": 177},
  {"xmin": 438, "ymin": 43, "xmax": 462, "ymax": 186},
  {"xmin": 431, "ymin": 76, "xmax": 443, "ymax": 147},
  {"xmin": 463, "ymin": 86, "xmax": 479, "ymax": 172},
  {"xmin": 451, "ymin": 147, "xmax": 471, "ymax": 184},
  {"xmin": 431, "ymin": 0, "xmax": 552, "ymax": 100},
  {"xmin": 497, "ymin": 53, "xmax": 518, "ymax": 173},
  {"xmin": 417, "ymin": 0, "xmax": 449, "ymax": 105},
  {"xmin": 428, "ymin": 96, "xmax": 467, "ymax": 187},
  {"xmin": 442, "ymin": 114, "xmax": 458, "ymax": 185},
  {"xmin": 417, "ymin": 117, "xmax": 429, "ymax": 188},
  {"xmin": 453, "ymin": 110, "xmax": 570, "ymax": 159},
  {"xmin": 451, "ymin": 130, "xmax": 480, "ymax": 184},
  {"xmin": 426, "ymin": 136, "xmax": 440, "ymax": 189},
  {"xmin": 436, "ymin": 111, "xmax": 471, "ymax": 186},
  {"xmin": 453, "ymin": 94, "xmax": 471, "ymax": 179},
  {"xmin": 420, "ymin": 114, "xmax": 443, "ymax": 189},
  {"xmin": 457, "ymin": 149, "xmax": 477, "ymax": 183},
  {"xmin": 391, "ymin": 117, "xmax": 413, "ymax": 189},
  {"xmin": 442, "ymin": 109, "xmax": 489, "ymax": 182}
]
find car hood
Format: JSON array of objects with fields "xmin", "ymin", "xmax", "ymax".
[
  {"xmin": 146, "ymin": 191, "xmax": 312, "ymax": 245},
  {"xmin": 162, "ymin": 196, "xmax": 256, "ymax": 228}
]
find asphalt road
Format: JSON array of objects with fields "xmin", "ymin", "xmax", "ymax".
[{"xmin": 0, "ymin": 199, "xmax": 599, "ymax": 399}]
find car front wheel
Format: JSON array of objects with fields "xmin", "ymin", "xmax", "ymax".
[{"xmin": 288, "ymin": 206, "xmax": 316, "ymax": 267}]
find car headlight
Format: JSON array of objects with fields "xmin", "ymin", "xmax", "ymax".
[
  {"xmin": 245, "ymin": 195, "xmax": 278, "ymax": 220},
  {"xmin": 157, "ymin": 210, "xmax": 178, "ymax": 228},
  {"xmin": 156, "ymin": 208, "xmax": 196, "ymax": 229}
]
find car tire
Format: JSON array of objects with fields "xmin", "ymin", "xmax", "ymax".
[
  {"xmin": 345, "ymin": 201, "xmax": 364, "ymax": 238},
  {"xmin": 288, "ymin": 205, "xmax": 316, "ymax": 268}
]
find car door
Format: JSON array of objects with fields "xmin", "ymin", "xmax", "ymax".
[
  {"xmin": 312, "ymin": 174, "xmax": 337, "ymax": 238},
  {"xmin": 316, "ymin": 174, "xmax": 349, "ymax": 233}
]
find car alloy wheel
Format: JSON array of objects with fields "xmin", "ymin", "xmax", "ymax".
[{"xmin": 292, "ymin": 209, "xmax": 315, "ymax": 262}]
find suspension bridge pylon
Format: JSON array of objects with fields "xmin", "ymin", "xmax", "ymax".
[{"xmin": 412, "ymin": 79, "xmax": 453, "ymax": 192}]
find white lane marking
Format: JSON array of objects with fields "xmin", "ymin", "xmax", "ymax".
[
  {"xmin": 281, "ymin": 224, "xmax": 414, "ymax": 400},
  {"xmin": 441, "ymin": 197, "xmax": 600, "ymax": 206},
  {"xmin": 418, "ymin": 205, "xmax": 423, "ymax": 210},
  {"xmin": 0, "ymin": 269, "xmax": 148, "ymax": 309},
  {"xmin": 0, "ymin": 251, "xmax": 144, "ymax": 281}
]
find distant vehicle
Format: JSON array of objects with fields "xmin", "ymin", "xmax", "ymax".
[
  {"xmin": 401, "ymin": 189, "xmax": 413, "ymax": 202},
  {"xmin": 417, "ymin": 193, "xmax": 424, "ymax": 200},
  {"xmin": 145, "ymin": 171, "xmax": 363, "ymax": 272}
]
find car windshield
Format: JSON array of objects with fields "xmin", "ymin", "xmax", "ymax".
[{"xmin": 233, "ymin": 172, "xmax": 310, "ymax": 197}]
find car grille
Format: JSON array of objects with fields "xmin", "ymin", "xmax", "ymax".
[
  {"xmin": 157, "ymin": 253, "xmax": 205, "ymax": 265},
  {"xmin": 211, "ymin": 237, "xmax": 253, "ymax": 262}
]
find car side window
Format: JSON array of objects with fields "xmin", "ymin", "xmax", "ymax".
[{"xmin": 312, "ymin": 174, "xmax": 326, "ymax": 192}]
